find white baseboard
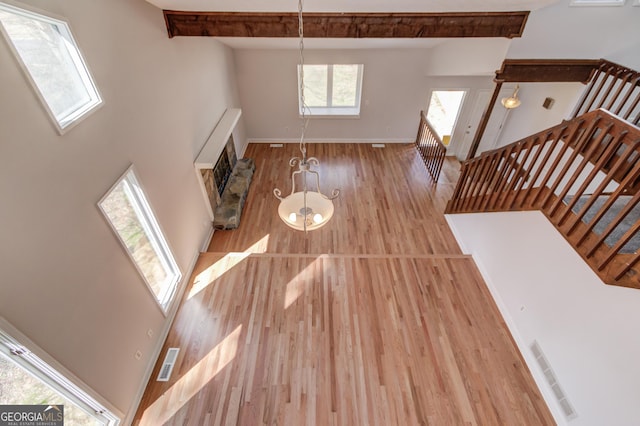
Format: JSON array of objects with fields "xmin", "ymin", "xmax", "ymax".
[
  {"xmin": 124, "ymin": 245, "xmax": 204, "ymax": 425},
  {"xmin": 444, "ymin": 213, "xmax": 567, "ymax": 426},
  {"xmin": 248, "ymin": 138, "xmax": 414, "ymax": 144}
]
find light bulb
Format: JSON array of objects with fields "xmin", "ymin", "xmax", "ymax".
[
  {"xmin": 289, "ymin": 212, "xmax": 297, "ymax": 222},
  {"xmin": 313, "ymin": 213, "xmax": 323, "ymax": 224}
]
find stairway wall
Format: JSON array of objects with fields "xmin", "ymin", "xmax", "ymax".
[{"xmin": 446, "ymin": 211, "xmax": 640, "ymax": 426}]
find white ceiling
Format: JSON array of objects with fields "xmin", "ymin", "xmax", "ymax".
[
  {"xmin": 146, "ymin": 0, "xmax": 559, "ymax": 13},
  {"xmin": 145, "ymin": 0, "xmax": 561, "ymax": 49},
  {"xmin": 216, "ymin": 37, "xmax": 447, "ymax": 50}
]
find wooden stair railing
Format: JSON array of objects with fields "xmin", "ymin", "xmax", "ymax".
[
  {"xmin": 415, "ymin": 110, "xmax": 447, "ymax": 183},
  {"xmin": 446, "ymin": 109, "xmax": 640, "ymax": 289},
  {"xmin": 572, "ymin": 59, "xmax": 640, "ymax": 126}
]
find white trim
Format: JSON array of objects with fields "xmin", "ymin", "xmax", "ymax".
[
  {"xmin": 0, "ymin": 0, "xmax": 103, "ymax": 135},
  {"xmin": 444, "ymin": 214, "xmax": 567, "ymax": 425},
  {"xmin": 298, "ymin": 64, "xmax": 364, "ymax": 117},
  {"xmin": 569, "ymin": 0, "xmax": 625, "ymax": 5},
  {"xmin": 0, "ymin": 317, "xmax": 122, "ymax": 424},
  {"xmin": 248, "ymin": 138, "xmax": 415, "ymax": 144},
  {"xmin": 194, "ymin": 108, "xmax": 242, "ymax": 221},
  {"xmin": 201, "ymin": 225, "xmax": 214, "ymax": 252},
  {"xmin": 124, "ymin": 248, "xmax": 201, "ymax": 426},
  {"xmin": 194, "ymin": 109, "xmax": 242, "ymax": 169},
  {"xmin": 98, "ymin": 165, "xmax": 182, "ymax": 315},
  {"xmin": 302, "ymin": 108, "xmax": 361, "ymax": 118}
]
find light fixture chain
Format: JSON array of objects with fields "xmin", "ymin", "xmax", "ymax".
[
  {"xmin": 272, "ymin": 0, "xmax": 338, "ymax": 233},
  {"xmin": 298, "ymin": 0, "xmax": 308, "ymax": 161}
]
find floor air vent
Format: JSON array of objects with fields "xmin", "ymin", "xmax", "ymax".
[
  {"xmin": 530, "ymin": 341, "xmax": 577, "ymax": 420},
  {"xmin": 372, "ymin": 143, "xmax": 385, "ymax": 148},
  {"xmin": 270, "ymin": 143, "xmax": 283, "ymax": 148},
  {"xmin": 157, "ymin": 348, "xmax": 180, "ymax": 382}
]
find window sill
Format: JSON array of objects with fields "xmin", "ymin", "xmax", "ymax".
[{"xmin": 300, "ymin": 107, "xmax": 361, "ymax": 119}]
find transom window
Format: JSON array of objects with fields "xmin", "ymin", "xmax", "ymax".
[
  {"xmin": 298, "ymin": 64, "xmax": 363, "ymax": 117},
  {"xmin": 0, "ymin": 2, "xmax": 102, "ymax": 133},
  {"xmin": 99, "ymin": 167, "xmax": 181, "ymax": 313}
]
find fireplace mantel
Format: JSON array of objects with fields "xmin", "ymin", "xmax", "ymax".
[{"xmin": 195, "ymin": 108, "xmax": 242, "ymax": 220}]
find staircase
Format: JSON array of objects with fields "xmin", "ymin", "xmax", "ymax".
[{"xmin": 446, "ymin": 109, "xmax": 640, "ymax": 289}]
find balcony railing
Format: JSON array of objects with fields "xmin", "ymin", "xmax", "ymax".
[{"xmin": 446, "ymin": 109, "xmax": 640, "ymax": 289}]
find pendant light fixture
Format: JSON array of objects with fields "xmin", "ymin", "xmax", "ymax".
[
  {"xmin": 273, "ymin": 0, "xmax": 339, "ymax": 232},
  {"xmin": 501, "ymin": 84, "xmax": 522, "ymax": 109}
]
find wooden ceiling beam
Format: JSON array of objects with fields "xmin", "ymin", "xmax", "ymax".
[
  {"xmin": 495, "ymin": 59, "xmax": 602, "ymax": 83},
  {"xmin": 163, "ymin": 11, "xmax": 529, "ymax": 39}
]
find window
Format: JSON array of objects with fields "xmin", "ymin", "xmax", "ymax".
[
  {"xmin": 0, "ymin": 2, "xmax": 102, "ymax": 133},
  {"xmin": 99, "ymin": 167, "xmax": 181, "ymax": 313},
  {"xmin": 570, "ymin": 0, "xmax": 625, "ymax": 5},
  {"xmin": 298, "ymin": 64, "xmax": 363, "ymax": 117},
  {"xmin": 0, "ymin": 322, "xmax": 120, "ymax": 425}
]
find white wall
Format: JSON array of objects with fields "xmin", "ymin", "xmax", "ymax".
[
  {"xmin": 0, "ymin": 0, "xmax": 244, "ymax": 421},
  {"xmin": 235, "ymin": 48, "xmax": 429, "ymax": 143},
  {"xmin": 235, "ymin": 48, "xmax": 497, "ymax": 145},
  {"xmin": 494, "ymin": 82, "xmax": 584, "ymax": 148},
  {"xmin": 480, "ymin": 0, "xmax": 640, "ymax": 153},
  {"xmin": 508, "ymin": 0, "xmax": 640, "ymax": 69},
  {"xmin": 424, "ymin": 38, "xmax": 511, "ymax": 77},
  {"xmin": 447, "ymin": 211, "xmax": 640, "ymax": 426}
]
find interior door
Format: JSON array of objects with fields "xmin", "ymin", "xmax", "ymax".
[
  {"xmin": 454, "ymin": 90, "xmax": 492, "ymax": 160},
  {"xmin": 453, "ymin": 87, "xmax": 513, "ymax": 160}
]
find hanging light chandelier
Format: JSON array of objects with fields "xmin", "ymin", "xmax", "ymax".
[
  {"xmin": 501, "ymin": 84, "xmax": 522, "ymax": 109},
  {"xmin": 273, "ymin": 0, "xmax": 339, "ymax": 232}
]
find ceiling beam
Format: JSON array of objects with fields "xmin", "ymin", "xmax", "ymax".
[
  {"xmin": 495, "ymin": 59, "xmax": 601, "ymax": 84},
  {"xmin": 467, "ymin": 58, "xmax": 603, "ymax": 159},
  {"xmin": 163, "ymin": 11, "xmax": 529, "ymax": 39}
]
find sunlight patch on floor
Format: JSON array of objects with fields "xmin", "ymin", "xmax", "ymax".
[
  {"xmin": 139, "ymin": 325, "xmax": 242, "ymax": 425},
  {"xmin": 284, "ymin": 256, "xmax": 327, "ymax": 310},
  {"xmin": 243, "ymin": 234, "xmax": 270, "ymax": 253},
  {"xmin": 188, "ymin": 235, "xmax": 270, "ymax": 300},
  {"xmin": 188, "ymin": 253, "xmax": 250, "ymax": 300}
]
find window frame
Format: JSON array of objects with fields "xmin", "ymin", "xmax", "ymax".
[
  {"xmin": 569, "ymin": 0, "xmax": 625, "ymax": 5},
  {"xmin": 0, "ymin": 319, "xmax": 121, "ymax": 425},
  {"xmin": 0, "ymin": 1, "xmax": 103, "ymax": 134},
  {"xmin": 98, "ymin": 165, "xmax": 182, "ymax": 315},
  {"xmin": 298, "ymin": 64, "xmax": 364, "ymax": 118}
]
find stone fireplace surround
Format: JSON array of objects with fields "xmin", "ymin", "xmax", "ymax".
[{"xmin": 194, "ymin": 109, "xmax": 254, "ymax": 229}]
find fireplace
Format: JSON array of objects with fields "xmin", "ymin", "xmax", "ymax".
[{"xmin": 194, "ymin": 108, "xmax": 242, "ymax": 220}]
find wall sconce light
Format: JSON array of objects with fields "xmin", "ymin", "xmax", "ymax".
[{"xmin": 501, "ymin": 85, "xmax": 521, "ymax": 109}]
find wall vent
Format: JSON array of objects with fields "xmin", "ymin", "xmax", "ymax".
[
  {"xmin": 157, "ymin": 347, "xmax": 180, "ymax": 382},
  {"xmin": 270, "ymin": 143, "xmax": 283, "ymax": 148},
  {"xmin": 371, "ymin": 143, "xmax": 385, "ymax": 148},
  {"xmin": 530, "ymin": 341, "xmax": 577, "ymax": 420}
]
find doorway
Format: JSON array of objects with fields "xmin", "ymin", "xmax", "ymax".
[
  {"xmin": 426, "ymin": 90, "xmax": 466, "ymax": 147},
  {"xmin": 456, "ymin": 87, "xmax": 514, "ymax": 159}
]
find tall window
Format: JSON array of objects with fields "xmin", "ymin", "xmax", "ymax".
[
  {"xmin": 99, "ymin": 167, "xmax": 181, "ymax": 313},
  {"xmin": 298, "ymin": 64, "xmax": 363, "ymax": 116},
  {"xmin": 0, "ymin": 323, "xmax": 120, "ymax": 425},
  {"xmin": 0, "ymin": 2, "xmax": 102, "ymax": 133}
]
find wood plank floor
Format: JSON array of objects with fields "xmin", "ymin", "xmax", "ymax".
[
  {"xmin": 206, "ymin": 143, "xmax": 461, "ymax": 255},
  {"xmin": 133, "ymin": 144, "xmax": 554, "ymax": 425}
]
